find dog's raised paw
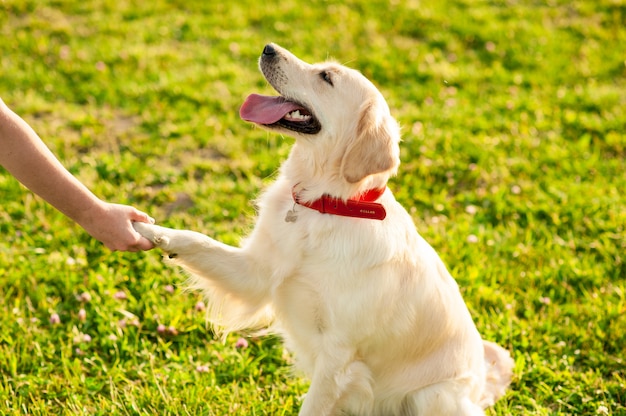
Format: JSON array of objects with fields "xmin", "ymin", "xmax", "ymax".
[{"xmin": 133, "ymin": 222, "xmax": 169, "ymax": 247}]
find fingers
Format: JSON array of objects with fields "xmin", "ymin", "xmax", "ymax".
[
  {"xmin": 134, "ymin": 236, "xmax": 155, "ymax": 251},
  {"xmin": 130, "ymin": 208, "xmax": 155, "ymax": 225},
  {"xmin": 97, "ymin": 204, "xmax": 158, "ymax": 251},
  {"xmin": 127, "ymin": 208, "xmax": 156, "ymax": 251},
  {"xmin": 108, "ymin": 235, "xmax": 154, "ymax": 252},
  {"xmin": 129, "ymin": 218, "xmax": 156, "ymax": 251}
]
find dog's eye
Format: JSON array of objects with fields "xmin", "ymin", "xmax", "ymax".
[{"xmin": 320, "ymin": 71, "xmax": 334, "ymax": 86}]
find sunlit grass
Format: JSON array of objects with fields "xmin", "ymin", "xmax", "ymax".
[{"xmin": 0, "ymin": 0, "xmax": 624, "ymax": 414}]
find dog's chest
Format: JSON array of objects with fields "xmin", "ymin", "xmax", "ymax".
[
  {"xmin": 259, "ymin": 185, "xmax": 399, "ymax": 329},
  {"xmin": 271, "ymin": 220, "xmax": 392, "ymax": 334},
  {"xmin": 273, "ymin": 265, "xmax": 368, "ymax": 341}
]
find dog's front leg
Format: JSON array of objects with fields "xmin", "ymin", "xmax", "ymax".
[
  {"xmin": 299, "ymin": 350, "xmax": 373, "ymax": 416},
  {"xmin": 133, "ymin": 222, "xmax": 268, "ymax": 299}
]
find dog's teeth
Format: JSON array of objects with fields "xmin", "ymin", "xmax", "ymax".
[{"xmin": 286, "ymin": 110, "xmax": 311, "ymax": 121}]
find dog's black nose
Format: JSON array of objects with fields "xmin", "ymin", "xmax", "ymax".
[{"xmin": 263, "ymin": 44, "xmax": 276, "ymax": 57}]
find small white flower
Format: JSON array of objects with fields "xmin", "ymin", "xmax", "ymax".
[
  {"xmin": 49, "ymin": 313, "xmax": 61, "ymax": 325},
  {"xmin": 113, "ymin": 291, "xmax": 127, "ymax": 300},
  {"xmin": 73, "ymin": 333, "xmax": 91, "ymax": 344},
  {"xmin": 196, "ymin": 364, "xmax": 210, "ymax": 373},
  {"xmin": 78, "ymin": 308, "xmax": 87, "ymax": 322},
  {"xmin": 78, "ymin": 292, "xmax": 92, "ymax": 302}
]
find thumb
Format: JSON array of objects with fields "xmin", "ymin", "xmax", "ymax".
[{"xmin": 135, "ymin": 235, "xmax": 155, "ymax": 251}]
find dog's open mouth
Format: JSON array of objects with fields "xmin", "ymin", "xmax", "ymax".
[{"xmin": 240, "ymin": 94, "xmax": 321, "ymax": 134}]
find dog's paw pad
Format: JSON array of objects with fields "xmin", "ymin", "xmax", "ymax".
[{"xmin": 153, "ymin": 235, "xmax": 171, "ymax": 247}]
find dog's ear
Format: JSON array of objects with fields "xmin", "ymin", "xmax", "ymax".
[{"xmin": 340, "ymin": 100, "xmax": 400, "ymax": 184}]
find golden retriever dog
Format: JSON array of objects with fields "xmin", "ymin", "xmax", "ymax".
[{"xmin": 133, "ymin": 43, "xmax": 513, "ymax": 415}]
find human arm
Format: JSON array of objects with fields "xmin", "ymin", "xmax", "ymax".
[{"xmin": 0, "ymin": 98, "xmax": 154, "ymax": 252}]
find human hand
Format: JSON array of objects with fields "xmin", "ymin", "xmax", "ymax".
[{"xmin": 79, "ymin": 201, "xmax": 156, "ymax": 252}]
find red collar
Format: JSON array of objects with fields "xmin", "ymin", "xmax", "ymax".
[{"xmin": 292, "ymin": 187, "xmax": 387, "ymax": 220}]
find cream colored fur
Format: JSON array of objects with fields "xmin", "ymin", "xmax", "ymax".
[{"xmin": 133, "ymin": 43, "xmax": 513, "ymax": 416}]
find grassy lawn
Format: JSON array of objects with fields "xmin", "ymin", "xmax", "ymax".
[{"xmin": 0, "ymin": 0, "xmax": 624, "ymax": 414}]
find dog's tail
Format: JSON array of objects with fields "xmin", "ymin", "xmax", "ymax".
[{"xmin": 479, "ymin": 340, "xmax": 514, "ymax": 408}]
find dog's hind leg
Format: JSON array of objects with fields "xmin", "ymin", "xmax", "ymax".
[
  {"xmin": 401, "ymin": 381, "xmax": 486, "ymax": 416},
  {"xmin": 479, "ymin": 340, "xmax": 514, "ymax": 408},
  {"xmin": 299, "ymin": 351, "xmax": 373, "ymax": 416}
]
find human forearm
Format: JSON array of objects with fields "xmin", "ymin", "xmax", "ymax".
[
  {"xmin": 0, "ymin": 98, "xmax": 154, "ymax": 251},
  {"xmin": 0, "ymin": 98, "xmax": 102, "ymax": 224}
]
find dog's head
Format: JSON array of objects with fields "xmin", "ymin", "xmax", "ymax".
[{"xmin": 240, "ymin": 43, "xmax": 400, "ymax": 185}]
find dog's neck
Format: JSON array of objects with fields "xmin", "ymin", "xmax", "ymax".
[
  {"xmin": 283, "ymin": 148, "xmax": 390, "ymax": 201},
  {"xmin": 291, "ymin": 186, "xmax": 387, "ymax": 221}
]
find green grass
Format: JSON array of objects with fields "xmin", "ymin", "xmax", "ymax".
[{"xmin": 0, "ymin": 0, "xmax": 624, "ymax": 414}]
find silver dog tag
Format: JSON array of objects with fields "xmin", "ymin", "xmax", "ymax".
[{"xmin": 284, "ymin": 209, "xmax": 298, "ymax": 223}]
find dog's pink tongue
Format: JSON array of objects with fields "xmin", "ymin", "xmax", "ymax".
[{"xmin": 240, "ymin": 94, "xmax": 300, "ymax": 124}]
